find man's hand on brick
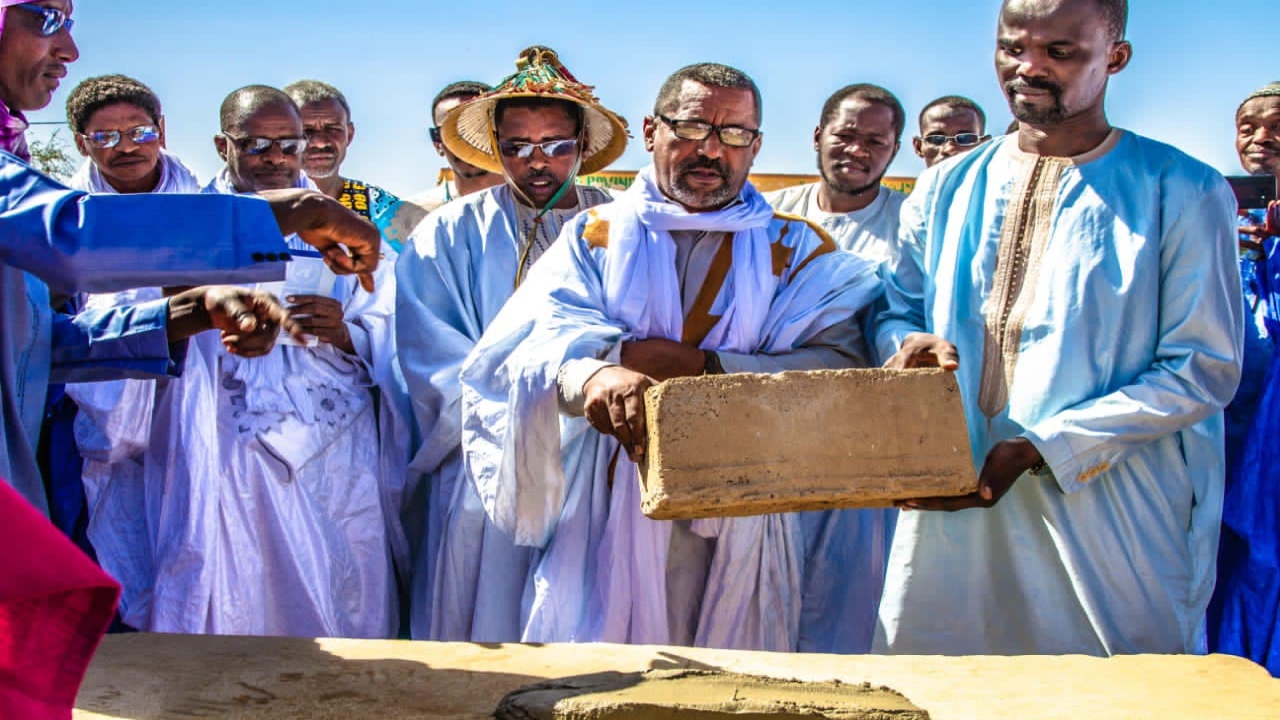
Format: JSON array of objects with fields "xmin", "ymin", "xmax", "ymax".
[
  {"xmin": 583, "ymin": 366, "xmax": 656, "ymax": 462},
  {"xmin": 883, "ymin": 332, "xmax": 960, "ymax": 371},
  {"xmin": 897, "ymin": 437, "xmax": 1043, "ymax": 512}
]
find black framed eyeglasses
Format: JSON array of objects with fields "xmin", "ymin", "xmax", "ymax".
[
  {"xmin": 11, "ymin": 3, "xmax": 74, "ymax": 37},
  {"xmin": 80, "ymin": 125, "xmax": 160, "ymax": 149},
  {"xmin": 922, "ymin": 133, "xmax": 985, "ymax": 147},
  {"xmin": 496, "ymin": 138, "xmax": 579, "ymax": 159},
  {"xmin": 428, "ymin": 126, "xmax": 443, "ymax": 144},
  {"xmin": 656, "ymin": 115, "xmax": 759, "ymax": 147},
  {"xmin": 222, "ymin": 134, "xmax": 308, "ymax": 156}
]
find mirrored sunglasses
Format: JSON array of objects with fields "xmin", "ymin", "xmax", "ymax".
[
  {"xmin": 923, "ymin": 133, "xmax": 983, "ymax": 147},
  {"xmin": 657, "ymin": 115, "xmax": 759, "ymax": 148},
  {"xmin": 223, "ymin": 134, "xmax": 308, "ymax": 156},
  {"xmin": 11, "ymin": 2, "xmax": 73, "ymax": 37},
  {"xmin": 81, "ymin": 125, "xmax": 160, "ymax": 149},
  {"xmin": 497, "ymin": 138, "xmax": 579, "ymax": 159},
  {"xmin": 428, "ymin": 127, "xmax": 443, "ymax": 144}
]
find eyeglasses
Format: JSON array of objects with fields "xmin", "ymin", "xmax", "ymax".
[
  {"xmin": 428, "ymin": 127, "xmax": 443, "ymax": 144},
  {"xmin": 656, "ymin": 115, "xmax": 759, "ymax": 147},
  {"xmin": 222, "ymin": 134, "xmax": 308, "ymax": 156},
  {"xmin": 10, "ymin": 3, "xmax": 74, "ymax": 37},
  {"xmin": 80, "ymin": 125, "xmax": 160, "ymax": 149},
  {"xmin": 922, "ymin": 133, "xmax": 985, "ymax": 147},
  {"xmin": 496, "ymin": 138, "xmax": 579, "ymax": 159}
]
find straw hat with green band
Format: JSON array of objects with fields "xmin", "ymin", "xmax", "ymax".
[{"xmin": 439, "ymin": 45, "xmax": 629, "ymax": 177}]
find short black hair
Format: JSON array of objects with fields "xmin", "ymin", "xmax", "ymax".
[
  {"xmin": 1095, "ymin": 0, "xmax": 1128, "ymax": 41},
  {"xmin": 1001, "ymin": 0, "xmax": 1127, "ymax": 41},
  {"xmin": 819, "ymin": 83, "xmax": 905, "ymax": 139},
  {"xmin": 918, "ymin": 95, "xmax": 987, "ymax": 133},
  {"xmin": 432, "ymin": 80, "xmax": 492, "ymax": 121},
  {"xmin": 65, "ymin": 74, "xmax": 162, "ymax": 134},
  {"xmin": 654, "ymin": 63, "xmax": 762, "ymax": 125},
  {"xmin": 283, "ymin": 79, "xmax": 351, "ymax": 120},
  {"xmin": 219, "ymin": 85, "xmax": 299, "ymax": 133},
  {"xmin": 492, "ymin": 96, "xmax": 584, "ymax": 136}
]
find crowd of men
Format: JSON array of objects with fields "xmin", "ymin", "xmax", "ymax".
[{"xmin": 4, "ymin": 0, "xmax": 1280, "ymax": 685}]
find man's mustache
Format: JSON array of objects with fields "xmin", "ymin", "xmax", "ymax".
[
  {"xmin": 1005, "ymin": 78, "xmax": 1062, "ymax": 97},
  {"xmin": 521, "ymin": 170, "xmax": 562, "ymax": 185},
  {"xmin": 678, "ymin": 158, "xmax": 728, "ymax": 178}
]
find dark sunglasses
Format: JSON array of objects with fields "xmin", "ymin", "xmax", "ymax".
[
  {"xmin": 656, "ymin": 115, "xmax": 759, "ymax": 148},
  {"xmin": 497, "ymin": 138, "xmax": 579, "ymax": 159},
  {"xmin": 428, "ymin": 126, "xmax": 443, "ymax": 144},
  {"xmin": 222, "ymin": 134, "xmax": 308, "ymax": 156},
  {"xmin": 922, "ymin": 133, "xmax": 985, "ymax": 147},
  {"xmin": 11, "ymin": 3, "xmax": 73, "ymax": 37},
  {"xmin": 80, "ymin": 125, "xmax": 160, "ymax": 149}
]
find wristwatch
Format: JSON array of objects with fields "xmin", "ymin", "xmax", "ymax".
[{"xmin": 702, "ymin": 350, "xmax": 724, "ymax": 375}]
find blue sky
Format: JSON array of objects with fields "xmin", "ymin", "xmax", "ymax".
[{"xmin": 25, "ymin": 0, "xmax": 1276, "ymax": 197}]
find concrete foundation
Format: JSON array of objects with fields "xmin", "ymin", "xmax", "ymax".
[
  {"xmin": 75, "ymin": 635, "xmax": 1280, "ymax": 719},
  {"xmin": 640, "ymin": 368, "xmax": 977, "ymax": 519}
]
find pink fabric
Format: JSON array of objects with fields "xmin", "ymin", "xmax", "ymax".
[{"xmin": 0, "ymin": 480, "xmax": 120, "ymax": 719}]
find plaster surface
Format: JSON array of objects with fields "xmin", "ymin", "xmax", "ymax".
[{"xmin": 75, "ymin": 635, "xmax": 1280, "ymax": 719}]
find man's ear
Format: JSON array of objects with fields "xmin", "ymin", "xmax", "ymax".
[
  {"xmin": 73, "ymin": 133, "xmax": 90, "ymax": 157},
  {"xmin": 642, "ymin": 116, "xmax": 657, "ymax": 152},
  {"xmin": 1107, "ymin": 40, "xmax": 1133, "ymax": 75},
  {"xmin": 346, "ymin": 120, "xmax": 356, "ymax": 145},
  {"xmin": 912, "ymin": 136, "xmax": 925, "ymax": 159},
  {"xmin": 158, "ymin": 116, "xmax": 168, "ymax": 149},
  {"xmin": 812, "ymin": 124, "xmax": 822, "ymax": 152},
  {"xmin": 213, "ymin": 134, "xmax": 228, "ymax": 161}
]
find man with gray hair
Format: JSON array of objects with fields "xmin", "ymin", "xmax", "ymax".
[
  {"xmin": 460, "ymin": 61, "xmax": 881, "ymax": 649},
  {"xmin": 285, "ymin": 80, "xmax": 424, "ymax": 252}
]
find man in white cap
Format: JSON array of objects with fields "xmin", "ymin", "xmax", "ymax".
[
  {"xmin": 396, "ymin": 46, "xmax": 622, "ymax": 642},
  {"xmin": 1210, "ymin": 80, "xmax": 1280, "ymax": 673}
]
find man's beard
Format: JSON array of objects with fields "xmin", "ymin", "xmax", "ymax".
[
  {"xmin": 669, "ymin": 157, "xmax": 735, "ymax": 210},
  {"xmin": 303, "ymin": 158, "xmax": 340, "ymax": 179},
  {"xmin": 1006, "ymin": 78, "xmax": 1067, "ymax": 124},
  {"xmin": 818, "ymin": 155, "xmax": 884, "ymax": 197}
]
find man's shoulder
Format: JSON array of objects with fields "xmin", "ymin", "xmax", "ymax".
[
  {"xmin": 762, "ymin": 182, "xmax": 816, "ymax": 210},
  {"xmin": 1119, "ymin": 131, "xmax": 1226, "ymax": 191},
  {"xmin": 769, "ymin": 209, "xmax": 837, "ymax": 252}
]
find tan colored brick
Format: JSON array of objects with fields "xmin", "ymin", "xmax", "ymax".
[{"xmin": 639, "ymin": 368, "xmax": 977, "ymax": 520}]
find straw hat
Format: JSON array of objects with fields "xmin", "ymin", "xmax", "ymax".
[{"xmin": 440, "ymin": 46, "xmax": 629, "ymax": 176}]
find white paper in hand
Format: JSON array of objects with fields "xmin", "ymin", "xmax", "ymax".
[{"xmin": 257, "ymin": 254, "xmax": 338, "ymax": 347}]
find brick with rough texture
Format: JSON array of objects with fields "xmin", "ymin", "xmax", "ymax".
[{"xmin": 639, "ymin": 368, "xmax": 977, "ymax": 520}]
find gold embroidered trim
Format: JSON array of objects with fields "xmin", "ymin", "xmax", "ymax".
[
  {"xmin": 682, "ymin": 232, "xmax": 734, "ymax": 347},
  {"xmin": 977, "ymin": 155, "xmax": 1068, "ymax": 417},
  {"xmin": 583, "ymin": 210, "xmax": 610, "ymax": 249}
]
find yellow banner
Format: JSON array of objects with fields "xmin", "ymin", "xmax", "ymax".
[{"xmin": 437, "ymin": 168, "xmax": 916, "ymax": 196}]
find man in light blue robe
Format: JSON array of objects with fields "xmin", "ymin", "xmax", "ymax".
[
  {"xmin": 396, "ymin": 47, "xmax": 622, "ymax": 641},
  {"xmin": 460, "ymin": 63, "xmax": 882, "ymax": 650},
  {"xmin": 874, "ymin": 0, "xmax": 1243, "ymax": 655},
  {"xmin": 0, "ymin": 1, "xmax": 381, "ymax": 517}
]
